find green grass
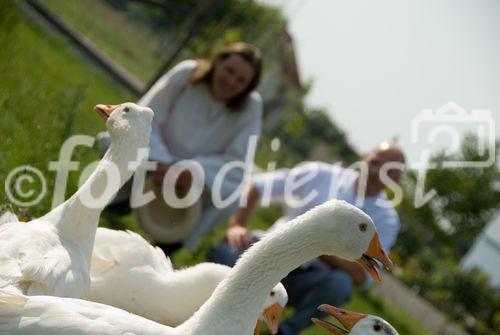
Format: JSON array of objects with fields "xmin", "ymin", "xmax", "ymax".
[
  {"xmin": 42, "ymin": 0, "xmax": 170, "ymax": 82},
  {"xmin": 0, "ymin": 2, "xmax": 133, "ymax": 220}
]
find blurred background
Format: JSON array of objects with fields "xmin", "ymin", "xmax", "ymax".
[{"xmin": 0, "ymin": 1, "xmax": 499, "ymax": 334}]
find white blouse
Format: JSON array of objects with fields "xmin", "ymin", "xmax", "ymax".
[{"xmin": 138, "ymin": 60, "xmax": 262, "ymax": 198}]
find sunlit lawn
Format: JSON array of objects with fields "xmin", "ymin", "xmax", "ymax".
[
  {"xmin": 0, "ymin": 3, "xmax": 133, "ymax": 220},
  {"xmin": 42, "ymin": 0, "xmax": 170, "ymax": 82}
]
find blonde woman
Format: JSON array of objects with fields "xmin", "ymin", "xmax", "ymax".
[{"xmin": 137, "ymin": 43, "xmax": 263, "ymax": 254}]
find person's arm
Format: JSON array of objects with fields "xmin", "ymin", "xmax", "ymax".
[
  {"xmin": 225, "ymin": 167, "xmax": 291, "ymax": 250},
  {"xmin": 226, "ymin": 184, "xmax": 261, "ymax": 250},
  {"xmin": 319, "ymin": 255, "xmax": 368, "ymax": 287}
]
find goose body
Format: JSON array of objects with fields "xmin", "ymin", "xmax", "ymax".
[
  {"xmin": 0, "ymin": 199, "xmax": 392, "ymax": 334},
  {"xmin": 90, "ymin": 228, "xmax": 287, "ymax": 331},
  {"xmin": 0, "ymin": 103, "xmax": 153, "ymax": 298},
  {"xmin": 313, "ymin": 304, "xmax": 399, "ymax": 335}
]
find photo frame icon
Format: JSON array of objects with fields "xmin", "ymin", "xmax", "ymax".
[{"xmin": 411, "ymin": 102, "xmax": 495, "ymax": 168}]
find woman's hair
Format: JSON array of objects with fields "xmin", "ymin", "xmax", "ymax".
[{"xmin": 189, "ymin": 42, "xmax": 262, "ymax": 111}]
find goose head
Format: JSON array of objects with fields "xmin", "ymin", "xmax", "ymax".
[
  {"xmin": 258, "ymin": 282, "xmax": 288, "ymax": 334},
  {"xmin": 297, "ymin": 200, "xmax": 392, "ymax": 282},
  {"xmin": 312, "ymin": 305, "xmax": 399, "ymax": 335},
  {"xmin": 94, "ymin": 103, "xmax": 154, "ymax": 142}
]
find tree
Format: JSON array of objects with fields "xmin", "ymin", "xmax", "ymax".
[{"xmin": 393, "ymin": 134, "xmax": 500, "ymax": 335}]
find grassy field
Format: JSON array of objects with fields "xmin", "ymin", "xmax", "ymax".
[
  {"xmin": 0, "ymin": 3, "xmax": 436, "ymax": 334},
  {"xmin": 0, "ymin": 2, "xmax": 133, "ymax": 219},
  {"xmin": 42, "ymin": 0, "xmax": 172, "ymax": 82}
]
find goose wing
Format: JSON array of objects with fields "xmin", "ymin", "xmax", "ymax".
[
  {"xmin": 91, "ymin": 228, "xmax": 172, "ymax": 277},
  {"xmin": 0, "ymin": 221, "xmax": 87, "ymax": 297}
]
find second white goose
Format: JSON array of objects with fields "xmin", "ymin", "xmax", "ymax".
[{"xmin": 89, "ymin": 228, "xmax": 287, "ymax": 333}]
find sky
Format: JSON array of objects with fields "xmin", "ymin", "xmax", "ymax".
[{"xmin": 261, "ymin": 0, "xmax": 500, "ymax": 167}]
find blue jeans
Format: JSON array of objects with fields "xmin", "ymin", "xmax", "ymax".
[{"xmin": 209, "ymin": 243, "xmax": 353, "ymax": 335}]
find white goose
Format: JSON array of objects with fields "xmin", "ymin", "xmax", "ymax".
[
  {"xmin": 89, "ymin": 228, "xmax": 287, "ymax": 333},
  {"xmin": 313, "ymin": 304, "xmax": 399, "ymax": 335},
  {"xmin": 0, "ymin": 199, "xmax": 392, "ymax": 335},
  {"xmin": 0, "ymin": 103, "xmax": 153, "ymax": 298}
]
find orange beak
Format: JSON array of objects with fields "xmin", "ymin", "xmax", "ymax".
[
  {"xmin": 94, "ymin": 104, "xmax": 118, "ymax": 121},
  {"xmin": 355, "ymin": 231, "xmax": 393, "ymax": 283},
  {"xmin": 261, "ymin": 303, "xmax": 283, "ymax": 334},
  {"xmin": 312, "ymin": 304, "xmax": 366, "ymax": 334}
]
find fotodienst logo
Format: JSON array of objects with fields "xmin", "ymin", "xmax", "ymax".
[
  {"xmin": 410, "ymin": 102, "xmax": 496, "ymax": 207},
  {"xmin": 411, "ymin": 102, "xmax": 495, "ymax": 169}
]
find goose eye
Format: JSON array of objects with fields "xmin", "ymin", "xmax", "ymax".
[
  {"xmin": 123, "ymin": 107, "xmax": 130, "ymax": 113},
  {"xmin": 270, "ymin": 291, "xmax": 275, "ymax": 296},
  {"xmin": 373, "ymin": 324, "xmax": 382, "ymax": 331},
  {"xmin": 359, "ymin": 223, "xmax": 367, "ymax": 231}
]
